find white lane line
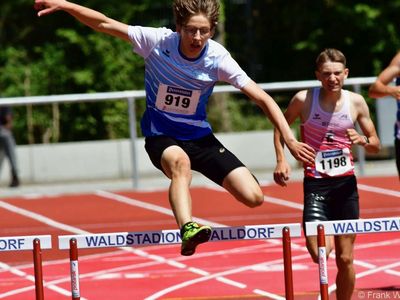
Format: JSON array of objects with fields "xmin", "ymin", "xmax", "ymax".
[
  {"xmin": 95, "ymin": 190, "xmax": 226, "ymax": 227},
  {"xmin": 143, "ymin": 255, "xmax": 289, "ymax": 300},
  {"xmin": 326, "ymin": 260, "xmax": 400, "ymax": 297},
  {"xmin": 96, "ymin": 190, "xmax": 294, "ymax": 298},
  {"xmin": 98, "ymin": 189, "xmax": 400, "ymax": 299},
  {"xmin": 2, "ymin": 181, "xmax": 398, "ymax": 299},
  {"xmin": 188, "ymin": 267, "xmax": 209, "ymax": 276},
  {"xmin": 0, "ymin": 201, "xmax": 89, "ymax": 300},
  {"xmin": 263, "ymin": 195, "xmax": 303, "ymax": 210},
  {"xmin": 217, "ymin": 277, "xmax": 247, "ymax": 289},
  {"xmin": 253, "ymin": 289, "xmax": 285, "ymax": 300},
  {"xmin": 0, "ymin": 200, "xmax": 89, "ymax": 235},
  {"xmin": 355, "ymin": 261, "xmax": 400, "ymax": 279},
  {"xmin": 42, "ymin": 243, "xmax": 280, "ymax": 289},
  {"xmin": 0, "ymin": 262, "xmax": 75, "ymax": 299},
  {"xmin": 0, "ymin": 196, "xmax": 284, "ymax": 299},
  {"xmin": 357, "ymin": 184, "xmax": 400, "ymax": 197}
]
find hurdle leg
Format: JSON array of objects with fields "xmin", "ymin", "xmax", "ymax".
[
  {"xmin": 33, "ymin": 238, "xmax": 44, "ymax": 300},
  {"xmin": 69, "ymin": 238, "xmax": 81, "ymax": 300},
  {"xmin": 282, "ymin": 227, "xmax": 294, "ymax": 300},
  {"xmin": 317, "ymin": 225, "xmax": 329, "ymax": 300}
]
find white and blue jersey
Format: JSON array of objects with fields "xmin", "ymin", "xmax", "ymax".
[{"xmin": 128, "ymin": 26, "xmax": 250, "ymax": 140}]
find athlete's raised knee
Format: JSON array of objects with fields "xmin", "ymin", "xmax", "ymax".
[{"xmin": 243, "ymin": 191, "xmax": 264, "ymax": 208}]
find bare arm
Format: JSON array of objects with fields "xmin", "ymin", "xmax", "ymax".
[
  {"xmin": 369, "ymin": 52, "xmax": 400, "ymax": 99},
  {"xmin": 347, "ymin": 93, "xmax": 381, "ymax": 154},
  {"xmin": 34, "ymin": 0, "xmax": 130, "ymax": 41},
  {"xmin": 273, "ymin": 90, "xmax": 307, "ymax": 186},
  {"xmin": 241, "ymin": 81, "xmax": 315, "ymax": 165}
]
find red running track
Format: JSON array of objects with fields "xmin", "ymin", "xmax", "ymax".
[{"xmin": 0, "ymin": 175, "xmax": 399, "ymax": 299}]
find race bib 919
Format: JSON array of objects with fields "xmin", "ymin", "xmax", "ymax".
[
  {"xmin": 155, "ymin": 84, "xmax": 200, "ymax": 115},
  {"xmin": 315, "ymin": 148, "xmax": 353, "ymax": 176}
]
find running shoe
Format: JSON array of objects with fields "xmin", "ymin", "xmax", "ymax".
[{"xmin": 180, "ymin": 222, "xmax": 212, "ymax": 256}]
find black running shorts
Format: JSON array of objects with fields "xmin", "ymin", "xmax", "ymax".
[
  {"xmin": 303, "ymin": 175, "xmax": 359, "ymax": 231},
  {"xmin": 144, "ymin": 134, "xmax": 245, "ymax": 186}
]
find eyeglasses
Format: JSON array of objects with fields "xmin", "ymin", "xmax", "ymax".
[{"xmin": 183, "ymin": 26, "xmax": 211, "ymax": 37}]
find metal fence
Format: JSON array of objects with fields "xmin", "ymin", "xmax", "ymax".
[{"xmin": 0, "ymin": 77, "xmax": 379, "ymax": 187}]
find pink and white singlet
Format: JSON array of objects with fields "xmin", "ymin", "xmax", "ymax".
[{"xmin": 301, "ymin": 88, "xmax": 355, "ymax": 178}]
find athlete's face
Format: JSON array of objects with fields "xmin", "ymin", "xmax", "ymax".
[
  {"xmin": 315, "ymin": 62, "xmax": 349, "ymax": 92},
  {"xmin": 177, "ymin": 14, "xmax": 213, "ymax": 59}
]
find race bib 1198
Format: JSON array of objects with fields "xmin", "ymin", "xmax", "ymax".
[{"xmin": 315, "ymin": 148, "xmax": 353, "ymax": 176}]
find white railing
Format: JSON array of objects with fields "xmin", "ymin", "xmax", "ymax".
[{"xmin": 0, "ymin": 77, "xmax": 378, "ymax": 187}]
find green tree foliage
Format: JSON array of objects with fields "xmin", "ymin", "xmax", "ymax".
[
  {"xmin": 223, "ymin": 1, "xmax": 400, "ymax": 129},
  {"xmin": 0, "ymin": 0, "xmax": 170, "ymax": 144},
  {"xmin": 225, "ymin": 1, "xmax": 400, "ymax": 81},
  {"xmin": 0, "ymin": 1, "xmax": 399, "ymax": 143}
]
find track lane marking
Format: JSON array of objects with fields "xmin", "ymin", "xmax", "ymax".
[
  {"xmin": 0, "ymin": 201, "xmax": 89, "ymax": 299},
  {"xmin": 97, "ymin": 189, "xmax": 400, "ymax": 299},
  {"xmin": 357, "ymin": 184, "xmax": 400, "ymax": 197},
  {"xmin": 96, "ymin": 190, "xmax": 290, "ymax": 298},
  {"xmin": 0, "ymin": 196, "xmax": 286, "ymax": 299},
  {"xmin": 95, "ymin": 190, "xmax": 225, "ymax": 227},
  {"xmin": 324, "ymin": 260, "xmax": 400, "ymax": 298},
  {"xmin": 1, "ymin": 180, "xmax": 398, "ymax": 299}
]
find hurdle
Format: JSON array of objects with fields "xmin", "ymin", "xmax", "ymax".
[
  {"xmin": 306, "ymin": 216, "xmax": 400, "ymax": 300},
  {"xmin": 58, "ymin": 223, "xmax": 302, "ymax": 300},
  {"xmin": 0, "ymin": 235, "xmax": 52, "ymax": 300}
]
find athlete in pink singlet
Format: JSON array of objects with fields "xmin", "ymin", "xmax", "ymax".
[
  {"xmin": 273, "ymin": 49, "xmax": 380, "ymax": 300},
  {"xmin": 302, "ymin": 87, "xmax": 356, "ymax": 178}
]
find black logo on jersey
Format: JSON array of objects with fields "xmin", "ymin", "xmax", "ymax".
[
  {"xmin": 162, "ymin": 49, "xmax": 170, "ymax": 57},
  {"xmin": 325, "ymin": 131, "xmax": 335, "ymax": 143},
  {"xmin": 312, "ymin": 113, "xmax": 321, "ymax": 120},
  {"xmin": 339, "ymin": 114, "xmax": 348, "ymax": 120}
]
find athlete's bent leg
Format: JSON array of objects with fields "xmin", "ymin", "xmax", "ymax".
[
  {"xmin": 161, "ymin": 145, "xmax": 193, "ymax": 228},
  {"xmin": 222, "ymin": 167, "xmax": 264, "ymax": 208}
]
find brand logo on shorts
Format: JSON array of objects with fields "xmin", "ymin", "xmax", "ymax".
[{"xmin": 219, "ymin": 148, "xmax": 225, "ymax": 153}]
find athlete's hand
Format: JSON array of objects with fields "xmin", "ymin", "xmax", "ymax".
[
  {"xmin": 390, "ymin": 87, "xmax": 400, "ymax": 100},
  {"xmin": 34, "ymin": 0, "xmax": 65, "ymax": 17},
  {"xmin": 287, "ymin": 140, "xmax": 315, "ymax": 165},
  {"xmin": 346, "ymin": 128, "xmax": 367, "ymax": 146},
  {"xmin": 273, "ymin": 161, "xmax": 291, "ymax": 187}
]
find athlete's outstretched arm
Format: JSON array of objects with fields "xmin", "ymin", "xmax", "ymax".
[
  {"xmin": 241, "ymin": 80, "xmax": 315, "ymax": 165},
  {"xmin": 369, "ymin": 52, "xmax": 400, "ymax": 99},
  {"xmin": 34, "ymin": 0, "xmax": 130, "ymax": 41}
]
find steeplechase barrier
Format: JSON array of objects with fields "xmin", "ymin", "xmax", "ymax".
[
  {"xmin": 306, "ymin": 216, "xmax": 400, "ymax": 300},
  {"xmin": 0, "ymin": 235, "xmax": 52, "ymax": 300},
  {"xmin": 58, "ymin": 223, "xmax": 302, "ymax": 300}
]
